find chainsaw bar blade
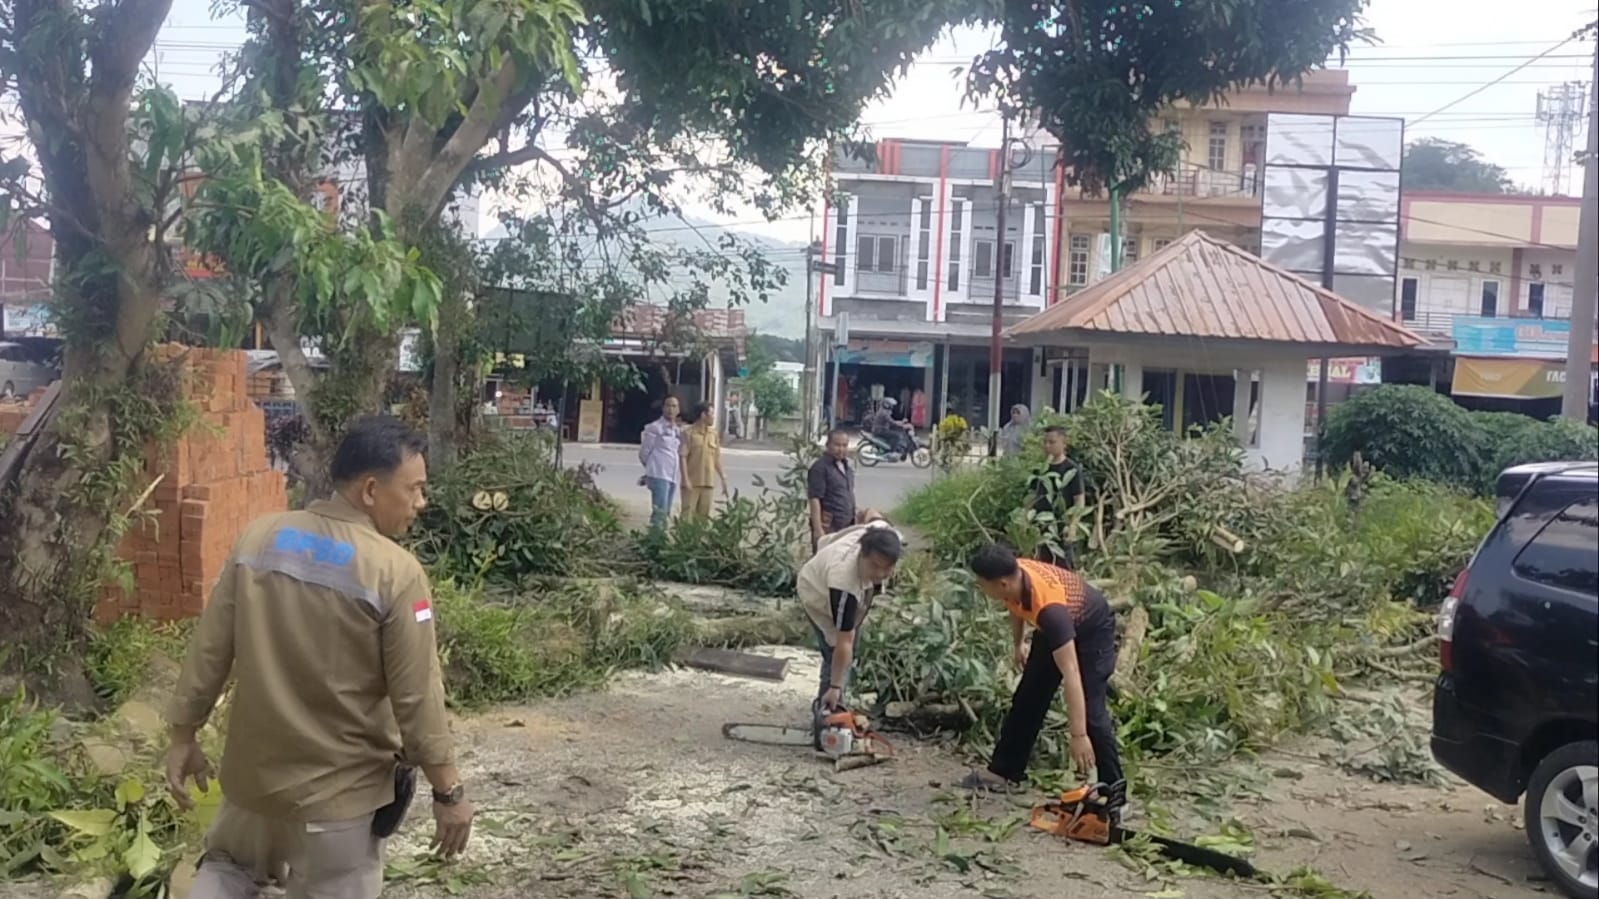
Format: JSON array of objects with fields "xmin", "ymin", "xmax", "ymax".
[
  {"xmin": 721, "ymin": 722, "xmax": 814, "ymax": 747},
  {"xmin": 1112, "ymin": 827, "xmax": 1258, "ymax": 879}
]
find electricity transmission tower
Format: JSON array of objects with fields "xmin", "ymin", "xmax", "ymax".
[{"xmin": 1537, "ymin": 81, "xmax": 1586, "ymax": 196}]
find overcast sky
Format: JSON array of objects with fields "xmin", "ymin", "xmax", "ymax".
[{"xmin": 150, "ymin": 0, "xmax": 1597, "ymax": 245}]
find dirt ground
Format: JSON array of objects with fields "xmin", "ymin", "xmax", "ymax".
[{"xmin": 375, "ymin": 646, "xmax": 1556, "ymax": 899}]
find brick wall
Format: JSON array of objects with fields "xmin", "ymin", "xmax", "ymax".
[
  {"xmin": 98, "ymin": 347, "xmax": 287, "ymax": 622},
  {"xmin": 0, "ymin": 386, "xmax": 49, "ymax": 435}
]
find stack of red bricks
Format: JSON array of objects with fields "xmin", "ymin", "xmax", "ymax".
[
  {"xmin": 0, "ymin": 387, "xmax": 48, "ymax": 436},
  {"xmin": 98, "ymin": 347, "xmax": 288, "ymax": 623}
]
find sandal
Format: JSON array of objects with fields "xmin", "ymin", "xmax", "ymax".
[{"xmin": 957, "ymin": 768, "xmax": 1023, "ymax": 793}]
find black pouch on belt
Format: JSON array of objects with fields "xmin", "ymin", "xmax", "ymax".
[{"xmin": 371, "ymin": 764, "xmax": 417, "ymax": 838}]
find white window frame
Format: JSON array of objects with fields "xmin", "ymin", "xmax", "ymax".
[
  {"xmin": 1207, "ymin": 121, "xmax": 1228, "ymax": 173},
  {"xmin": 974, "ymin": 239, "xmax": 995, "ymax": 279},
  {"xmin": 1400, "ymin": 276, "xmax": 1419, "ymax": 321},
  {"xmin": 1480, "ymin": 279, "xmax": 1501, "ymax": 318},
  {"xmin": 911, "ymin": 196, "xmax": 933, "ymax": 298},
  {"xmin": 856, "ymin": 234, "xmax": 876, "ymax": 273},
  {"xmin": 1068, "ymin": 234, "xmax": 1091, "ymax": 288}
]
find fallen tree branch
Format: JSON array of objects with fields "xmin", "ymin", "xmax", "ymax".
[
  {"xmin": 1363, "ymin": 658, "xmax": 1438, "ymax": 684},
  {"xmin": 1366, "ymin": 635, "xmax": 1439, "ymax": 658}
]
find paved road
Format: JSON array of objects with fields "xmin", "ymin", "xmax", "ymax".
[{"xmin": 560, "ymin": 443, "xmax": 936, "ymax": 523}]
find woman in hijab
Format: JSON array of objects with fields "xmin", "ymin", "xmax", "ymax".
[{"xmin": 998, "ymin": 404, "xmax": 1031, "ymax": 456}]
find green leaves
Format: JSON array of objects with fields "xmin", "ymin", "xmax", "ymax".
[
  {"xmin": 350, "ymin": 0, "xmax": 585, "ymax": 128},
  {"xmin": 969, "ymin": 0, "xmax": 1371, "ymax": 193}
]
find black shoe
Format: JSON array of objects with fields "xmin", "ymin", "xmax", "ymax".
[{"xmin": 957, "ymin": 769, "xmax": 1024, "ymax": 793}]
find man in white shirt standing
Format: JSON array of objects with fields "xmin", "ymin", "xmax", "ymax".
[{"xmin": 796, "ymin": 514, "xmax": 903, "ymax": 745}]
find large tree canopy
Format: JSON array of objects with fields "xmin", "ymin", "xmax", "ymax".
[
  {"xmin": 970, "ymin": 0, "xmax": 1371, "ymax": 196},
  {"xmin": 0, "ymin": 0, "xmax": 1386, "ymax": 690},
  {"xmin": 1401, "ymin": 138, "xmax": 1515, "ymax": 194}
]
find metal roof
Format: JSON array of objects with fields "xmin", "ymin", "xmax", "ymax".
[{"xmin": 1007, "ymin": 231, "xmax": 1423, "ymax": 350}]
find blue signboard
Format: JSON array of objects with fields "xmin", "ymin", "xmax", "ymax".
[{"xmin": 1451, "ymin": 316, "xmax": 1571, "ymax": 359}]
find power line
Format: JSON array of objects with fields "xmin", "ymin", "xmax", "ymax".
[{"xmin": 1411, "ymin": 26, "xmax": 1597, "ymax": 126}]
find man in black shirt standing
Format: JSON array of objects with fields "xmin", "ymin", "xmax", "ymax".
[
  {"xmin": 1031, "ymin": 426, "xmax": 1085, "ymax": 569},
  {"xmin": 807, "ymin": 428, "xmax": 857, "ymax": 550}
]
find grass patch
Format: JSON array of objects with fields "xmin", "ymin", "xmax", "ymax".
[{"xmin": 84, "ymin": 617, "xmax": 192, "ymax": 707}]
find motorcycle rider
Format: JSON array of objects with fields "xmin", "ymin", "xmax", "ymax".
[{"xmin": 865, "ymin": 398, "xmax": 916, "ymax": 460}]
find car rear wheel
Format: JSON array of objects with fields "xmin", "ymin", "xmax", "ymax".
[{"xmin": 1526, "ymin": 739, "xmax": 1599, "ymax": 899}]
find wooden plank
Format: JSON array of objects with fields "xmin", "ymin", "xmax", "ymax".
[{"xmin": 674, "ymin": 647, "xmax": 789, "ymax": 682}]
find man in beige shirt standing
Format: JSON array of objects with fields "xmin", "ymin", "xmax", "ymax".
[
  {"xmin": 163, "ymin": 416, "xmax": 473, "ymax": 899},
  {"xmin": 681, "ymin": 401, "xmax": 728, "ymax": 519}
]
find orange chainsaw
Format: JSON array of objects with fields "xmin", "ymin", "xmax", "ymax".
[
  {"xmin": 722, "ymin": 709, "xmax": 895, "ymax": 761},
  {"xmin": 1029, "ymin": 780, "xmax": 1257, "ymax": 878}
]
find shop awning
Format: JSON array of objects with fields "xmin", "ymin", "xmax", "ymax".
[{"xmin": 1451, "ymin": 356, "xmax": 1571, "ymax": 400}]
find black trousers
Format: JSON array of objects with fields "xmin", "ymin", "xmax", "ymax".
[
  {"xmin": 1035, "ymin": 542, "xmax": 1076, "ymax": 571},
  {"xmin": 988, "ymin": 627, "xmax": 1123, "ymax": 786}
]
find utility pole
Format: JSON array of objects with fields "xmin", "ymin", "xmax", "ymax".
[
  {"xmin": 1562, "ymin": 40, "xmax": 1598, "ymax": 422},
  {"xmin": 987, "ymin": 114, "xmax": 1013, "ymax": 456},
  {"xmin": 801, "ymin": 232, "xmax": 820, "ymax": 438}
]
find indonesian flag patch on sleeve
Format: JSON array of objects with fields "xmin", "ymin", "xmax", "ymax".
[{"xmin": 413, "ymin": 598, "xmax": 433, "ymax": 623}]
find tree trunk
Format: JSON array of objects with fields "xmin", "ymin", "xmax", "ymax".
[{"xmin": 427, "ymin": 292, "xmax": 465, "ymax": 470}]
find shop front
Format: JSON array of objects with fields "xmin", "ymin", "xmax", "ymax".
[{"xmin": 825, "ymin": 339, "xmax": 935, "ymax": 427}]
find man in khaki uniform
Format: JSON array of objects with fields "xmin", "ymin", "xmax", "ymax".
[
  {"xmin": 681, "ymin": 401, "xmax": 728, "ymax": 519},
  {"xmin": 163, "ymin": 416, "xmax": 473, "ymax": 899},
  {"xmin": 797, "ymin": 514, "xmax": 902, "ymax": 745}
]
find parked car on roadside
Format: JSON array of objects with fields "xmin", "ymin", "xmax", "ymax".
[
  {"xmin": 1432, "ymin": 461, "xmax": 1599, "ymax": 899},
  {"xmin": 0, "ymin": 340, "xmax": 55, "ymax": 399}
]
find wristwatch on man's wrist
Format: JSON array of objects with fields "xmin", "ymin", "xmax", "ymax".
[{"xmin": 432, "ymin": 783, "xmax": 466, "ymax": 806}]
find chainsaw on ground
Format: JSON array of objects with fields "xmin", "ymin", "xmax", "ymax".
[
  {"xmin": 1030, "ymin": 781, "xmax": 1258, "ymax": 879},
  {"xmin": 722, "ymin": 708, "xmax": 895, "ymax": 765}
]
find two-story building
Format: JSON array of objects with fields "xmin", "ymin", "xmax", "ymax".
[
  {"xmin": 814, "ymin": 70, "xmax": 1365, "ymax": 429},
  {"xmin": 1391, "ymin": 191, "xmax": 1595, "ymax": 416}
]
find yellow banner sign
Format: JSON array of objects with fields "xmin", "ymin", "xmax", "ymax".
[{"xmin": 1451, "ymin": 356, "xmax": 1566, "ymax": 400}]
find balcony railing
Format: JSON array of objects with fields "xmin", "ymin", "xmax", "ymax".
[
  {"xmin": 1069, "ymin": 162, "xmax": 1263, "ymax": 202},
  {"xmin": 1400, "ymin": 309, "xmax": 1576, "ymax": 357}
]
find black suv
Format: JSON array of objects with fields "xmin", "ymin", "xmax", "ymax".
[{"xmin": 1433, "ymin": 461, "xmax": 1598, "ymax": 899}]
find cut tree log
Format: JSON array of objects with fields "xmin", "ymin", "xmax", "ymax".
[
  {"xmin": 1210, "ymin": 525, "xmax": 1247, "ymax": 554},
  {"xmin": 1112, "ymin": 606, "xmax": 1150, "ymax": 694},
  {"xmin": 674, "ymin": 646, "xmax": 789, "ymax": 681},
  {"xmin": 882, "ymin": 700, "xmax": 979, "ymax": 731}
]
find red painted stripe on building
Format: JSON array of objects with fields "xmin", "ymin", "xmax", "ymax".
[{"xmin": 931, "ymin": 146, "xmax": 951, "ymax": 321}]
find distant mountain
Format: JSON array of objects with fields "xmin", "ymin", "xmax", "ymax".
[{"xmin": 482, "ymin": 205, "xmax": 809, "ymax": 338}]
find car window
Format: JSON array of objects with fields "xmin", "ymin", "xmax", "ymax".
[{"xmin": 1512, "ymin": 495, "xmax": 1599, "ymax": 598}]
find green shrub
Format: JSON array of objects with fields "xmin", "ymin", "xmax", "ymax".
[
  {"xmin": 432, "ymin": 576, "xmax": 695, "ymax": 708},
  {"xmin": 0, "ymin": 689, "xmax": 207, "ymax": 886},
  {"xmin": 632, "ymin": 494, "xmax": 803, "ymax": 595},
  {"xmin": 1323, "ymin": 385, "xmax": 1484, "ymax": 488},
  {"xmin": 1473, "ymin": 411, "xmax": 1598, "ymax": 494},
  {"xmin": 629, "ymin": 435, "xmax": 816, "ymax": 595},
  {"xmin": 1240, "ymin": 475, "xmax": 1493, "ymax": 611},
  {"xmin": 84, "ymin": 617, "xmax": 191, "ymax": 707},
  {"xmin": 1325, "ymin": 385, "xmax": 1597, "ymax": 494},
  {"xmin": 894, "ymin": 459, "xmax": 1033, "ymax": 565},
  {"xmin": 411, "ymin": 431, "xmax": 625, "ymax": 585}
]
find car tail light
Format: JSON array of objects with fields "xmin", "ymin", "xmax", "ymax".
[{"xmin": 1438, "ymin": 570, "xmax": 1468, "ymax": 672}]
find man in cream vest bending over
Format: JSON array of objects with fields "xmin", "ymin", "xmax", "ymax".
[{"xmin": 797, "ymin": 512, "xmax": 903, "ymax": 747}]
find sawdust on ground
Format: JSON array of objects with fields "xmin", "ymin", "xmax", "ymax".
[{"xmin": 376, "ymin": 647, "xmax": 1553, "ymax": 899}]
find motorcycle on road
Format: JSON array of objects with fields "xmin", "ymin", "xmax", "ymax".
[{"xmin": 855, "ymin": 430, "xmax": 933, "ymax": 469}]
